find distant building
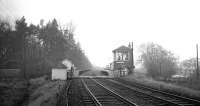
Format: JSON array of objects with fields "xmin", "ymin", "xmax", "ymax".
[
  {"xmin": 112, "ymin": 43, "xmax": 134, "ymax": 77},
  {"xmin": 51, "ymin": 63, "xmax": 71, "ymax": 80}
]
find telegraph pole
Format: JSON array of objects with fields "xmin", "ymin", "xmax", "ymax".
[
  {"xmin": 131, "ymin": 42, "xmax": 134, "ymax": 68},
  {"xmin": 196, "ymin": 44, "xmax": 199, "ymax": 79}
]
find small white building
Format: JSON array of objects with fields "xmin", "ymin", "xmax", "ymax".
[{"xmin": 51, "ymin": 63, "xmax": 69, "ymax": 80}]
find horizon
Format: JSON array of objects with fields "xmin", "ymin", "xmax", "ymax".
[{"xmin": 1, "ymin": 0, "xmax": 200, "ymax": 67}]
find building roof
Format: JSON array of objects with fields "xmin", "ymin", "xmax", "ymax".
[
  {"xmin": 54, "ymin": 63, "xmax": 68, "ymax": 69},
  {"xmin": 113, "ymin": 45, "xmax": 132, "ymax": 52}
]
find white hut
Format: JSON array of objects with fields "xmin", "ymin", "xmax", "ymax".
[{"xmin": 51, "ymin": 63, "xmax": 69, "ymax": 80}]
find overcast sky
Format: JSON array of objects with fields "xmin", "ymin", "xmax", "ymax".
[{"xmin": 1, "ymin": 0, "xmax": 200, "ymax": 67}]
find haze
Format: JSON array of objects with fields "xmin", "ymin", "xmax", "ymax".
[{"xmin": 1, "ymin": 0, "xmax": 200, "ymax": 67}]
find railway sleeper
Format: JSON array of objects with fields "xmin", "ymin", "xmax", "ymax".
[{"xmin": 157, "ymin": 103, "xmax": 169, "ymax": 106}]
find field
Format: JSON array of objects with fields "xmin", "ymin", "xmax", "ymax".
[{"xmin": 123, "ymin": 68, "xmax": 200, "ymax": 99}]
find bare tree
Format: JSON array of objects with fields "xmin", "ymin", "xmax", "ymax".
[
  {"xmin": 139, "ymin": 43, "xmax": 178, "ymax": 79},
  {"xmin": 180, "ymin": 58, "xmax": 200, "ymax": 80}
]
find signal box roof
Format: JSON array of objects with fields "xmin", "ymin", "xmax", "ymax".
[{"xmin": 112, "ymin": 45, "xmax": 132, "ymax": 52}]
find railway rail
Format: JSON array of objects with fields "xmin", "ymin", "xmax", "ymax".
[
  {"xmin": 67, "ymin": 78, "xmax": 138, "ymax": 106},
  {"xmin": 97, "ymin": 78, "xmax": 200, "ymax": 106},
  {"xmin": 82, "ymin": 78, "xmax": 138, "ymax": 106},
  {"xmin": 114, "ymin": 78, "xmax": 200, "ymax": 106},
  {"xmin": 66, "ymin": 78, "xmax": 200, "ymax": 106}
]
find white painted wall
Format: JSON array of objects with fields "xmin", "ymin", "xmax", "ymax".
[{"xmin": 52, "ymin": 69, "xmax": 68, "ymax": 80}]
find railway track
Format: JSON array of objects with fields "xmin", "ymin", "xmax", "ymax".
[
  {"xmin": 82, "ymin": 78, "xmax": 138, "ymax": 106},
  {"xmin": 67, "ymin": 78, "xmax": 138, "ymax": 106},
  {"xmin": 97, "ymin": 78, "xmax": 200, "ymax": 106}
]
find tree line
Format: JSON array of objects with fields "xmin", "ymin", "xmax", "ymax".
[
  {"xmin": 139, "ymin": 43, "xmax": 199, "ymax": 81},
  {"xmin": 0, "ymin": 17, "xmax": 92, "ymax": 78}
]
